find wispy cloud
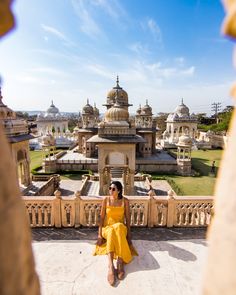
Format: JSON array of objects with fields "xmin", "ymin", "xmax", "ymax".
[
  {"xmin": 85, "ymin": 63, "xmax": 113, "ymax": 79},
  {"xmin": 29, "ymin": 67, "xmax": 68, "ymax": 77},
  {"xmin": 71, "ymin": 0, "xmax": 103, "ymax": 38},
  {"xmin": 92, "ymin": 0, "xmax": 126, "ymax": 20},
  {"xmin": 146, "ymin": 18, "xmax": 162, "ymax": 43},
  {"xmin": 41, "ymin": 24, "xmax": 76, "ymax": 47},
  {"xmin": 41, "ymin": 24, "xmax": 67, "ymax": 41},
  {"xmin": 128, "ymin": 42, "xmax": 150, "ymax": 55}
]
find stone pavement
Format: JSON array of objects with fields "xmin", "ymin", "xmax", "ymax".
[
  {"xmin": 32, "ymin": 228, "xmax": 207, "ymax": 295},
  {"xmin": 58, "ymin": 179, "xmax": 172, "ymax": 197}
]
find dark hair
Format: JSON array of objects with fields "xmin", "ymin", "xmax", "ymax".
[{"xmin": 110, "ymin": 180, "xmax": 123, "ymax": 199}]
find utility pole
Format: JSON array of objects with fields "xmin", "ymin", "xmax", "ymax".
[{"xmin": 211, "ymin": 102, "xmax": 221, "ymax": 123}]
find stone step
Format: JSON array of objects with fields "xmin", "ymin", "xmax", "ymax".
[{"xmin": 110, "ymin": 167, "xmax": 123, "ymax": 178}]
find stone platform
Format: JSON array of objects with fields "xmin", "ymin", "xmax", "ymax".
[{"xmin": 32, "ymin": 228, "xmax": 207, "ymax": 295}]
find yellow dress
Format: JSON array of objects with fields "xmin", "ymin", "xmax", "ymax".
[{"xmin": 93, "ymin": 201, "xmax": 138, "ymax": 264}]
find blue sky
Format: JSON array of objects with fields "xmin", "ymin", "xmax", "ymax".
[{"xmin": 0, "ymin": 0, "xmax": 234, "ymax": 115}]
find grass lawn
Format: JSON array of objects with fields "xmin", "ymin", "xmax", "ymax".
[
  {"xmin": 153, "ymin": 149, "xmax": 223, "ymax": 196},
  {"xmin": 30, "ymin": 150, "xmax": 44, "ymax": 171},
  {"xmin": 29, "ymin": 150, "xmax": 63, "ymax": 171},
  {"xmin": 60, "ymin": 174, "xmax": 83, "ymax": 180}
]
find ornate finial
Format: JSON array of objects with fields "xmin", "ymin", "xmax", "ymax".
[
  {"xmin": 181, "ymin": 98, "xmax": 184, "ymax": 104},
  {"xmin": 116, "ymin": 75, "xmax": 120, "ymax": 87},
  {"xmin": 87, "ymin": 98, "xmax": 89, "ymax": 104},
  {"xmin": 146, "ymin": 99, "xmax": 148, "ymax": 105},
  {"xmin": 51, "ymin": 99, "xmax": 54, "ymax": 106},
  {"xmin": 139, "ymin": 104, "xmax": 141, "ymax": 109},
  {"xmin": 94, "ymin": 103, "xmax": 96, "ymax": 107},
  {"xmin": 115, "ymin": 88, "xmax": 119, "ymax": 104}
]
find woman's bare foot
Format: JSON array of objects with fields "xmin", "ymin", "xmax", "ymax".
[
  {"xmin": 107, "ymin": 265, "xmax": 115, "ymax": 286},
  {"xmin": 117, "ymin": 260, "xmax": 125, "ymax": 280}
]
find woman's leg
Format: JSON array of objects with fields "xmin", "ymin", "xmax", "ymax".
[
  {"xmin": 117, "ymin": 257, "xmax": 125, "ymax": 280},
  {"xmin": 107, "ymin": 252, "xmax": 115, "ymax": 285}
]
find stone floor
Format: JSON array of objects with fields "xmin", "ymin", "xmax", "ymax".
[
  {"xmin": 32, "ymin": 228, "xmax": 207, "ymax": 295},
  {"xmin": 22, "ymin": 181, "xmax": 48, "ymax": 196},
  {"xmin": 58, "ymin": 179, "xmax": 173, "ymax": 197}
]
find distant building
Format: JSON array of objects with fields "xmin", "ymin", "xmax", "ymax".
[
  {"xmin": 36, "ymin": 101, "xmax": 68, "ymax": 136},
  {"xmin": 0, "ymin": 87, "xmax": 33, "ymax": 187},
  {"xmin": 161, "ymin": 99, "xmax": 198, "ymax": 148}
]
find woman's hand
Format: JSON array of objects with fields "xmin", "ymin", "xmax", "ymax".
[{"xmin": 96, "ymin": 236, "xmax": 104, "ymax": 246}]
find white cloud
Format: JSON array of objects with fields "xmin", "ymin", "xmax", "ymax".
[
  {"xmin": 85, "ymin": 63, "xmax": 113, "ymax": 79},
  {"xmin": 128, "ymin": 42, "xmax": 150, "ymax": 55},
  {"xmin": 41, "ymin": 24, "xmax": 67, "ymax": 41},
  {"xmin": 147, "ymin": 18, "xmax": 162, "ymax": 43},
  {"xmin": 71, "ymin": 0, "xmax": 103, "ymax": 38},
  {"xmin": 91, "ymin": 0, "xmax": 126, "ymax": 20},
  {"xmin": 29, "ymin": 67, "xmax": 68, "ymax": 77}
]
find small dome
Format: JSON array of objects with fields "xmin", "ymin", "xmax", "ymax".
[
  {"xmin": 106, "ymin": 76, "xmax": 128, "ymax": 106},
  {"xmin": 141, "ymin": 100, "xmax": 152, "ymax": 116},
  {"xmin": 174, "ymin": 99, "xmax": 190, "ymax": 118},
  {"xmin": 93, "ymin": 103, "xmax": 99, "ymax": 116},
  {"xmin": 105, "ymin": 104, "xmax": 129, "ymax": 122},
  {"xmin": 136, "ymin": 104, "xmax": 142, "ymax": 115},
  {"xmin": 46, "ymin": 100, "xmax": 59, "ymax": 114},
  {"xmin": 177, "ymin": 134, "xmax": 192, "ymax": 146},
  {"xmin": 82, "ymin": 99, "xmax": 94, "ymax": 115}
]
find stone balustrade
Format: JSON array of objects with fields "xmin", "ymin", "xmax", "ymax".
[{"xmin": 23, "ymin": 191, "xmax": 214, "ymax": 228}]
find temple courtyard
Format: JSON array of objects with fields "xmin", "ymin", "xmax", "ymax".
[{"xmin": 32, "ymin": 228, "xmax": 207, "ymax": 295}]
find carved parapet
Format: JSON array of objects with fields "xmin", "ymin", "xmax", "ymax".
[
  {"xmin": 23, "ymin": 196, "xmax": 55, "ymax": 227},
  {"xmin": 128, "ymin": 196, "xmax": 149, "ymax": 226},
  {"xmin": 174, "ymin": 198, "xmax": 214, "ymax": 227},
  {"xmin": 61, "ymin": 197, "xmax": 76, "ymax": 227}
]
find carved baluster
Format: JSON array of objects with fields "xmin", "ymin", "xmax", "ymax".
[
  {"xmin": 32, "ymin": 205, "xmax": 36, "ymax": 226},
  {"xmin": 176, "ymin": 204, "xmax": 181, "ymax": 225},
  {"xmin": 88, "ymin": 205, "xmax": 92, "ymax": 226},
  {"xmin": 27, "ymin": 204, "xmax": 33, "ymax": 225},
  {"xmin": 41, "ymin": 205, "xmax": 45, "ymax": 226},
  {"xmin": 198, "ymin": 204, "xmax": 204, "ymax": 225},
  {"xmin": 43, "ymin": 205, "xmax": 48, "ymax": 226},
  {"xmin": 179, "ymin": 204, "xmax": 184, "ymax": 225},
  {"xmin": 185, "ymin": 204, "xmax": 191, "ymax": 225},
  {"xmin": 94, "ymin": 205, "xmax": 98, "ymax": 226},
  {"xmin": 38, "ymin": 204, "xmax": 42, "ymax": 226},
  {"xmin": 141, "ymin": 204, "xmax": 145, "ymax": 225},
  {"xmin": 137, "ymin": 205, "xmax": 141, "ymax": 225},
  {"xmin": 130, "ymin": 205, "xmax": 134, "ymax": 226},
  {"xmin": 47, "ymin": 205, "xmax": 51, "ymax": 226}
]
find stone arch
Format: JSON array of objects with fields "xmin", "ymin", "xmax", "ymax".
[{"xmin": 108, "ymin": 152, "xmax": 125, "ymax": 165}]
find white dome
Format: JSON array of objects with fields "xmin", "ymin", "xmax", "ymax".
[
  {"xmin": 177, "ymin": 134, "xmax": 192, "ymax": 146},
  {"xmin": 174, "ymin": 99, "xmax": 190, "ymax": 118},
  {"xmin": 46, "ymin": 101, "xmax": 59, "ymax": 114}
]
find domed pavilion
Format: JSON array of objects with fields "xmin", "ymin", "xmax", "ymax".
[{"xmin": 161, "ymin": 99, "xmax": 198, "ymax": 148}]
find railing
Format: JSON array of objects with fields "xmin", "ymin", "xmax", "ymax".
[{"xmin": 23, "ymin": 190, "xmax": 214, "ymax": 228}]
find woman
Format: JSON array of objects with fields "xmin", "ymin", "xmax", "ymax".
[{"xmin": 93, "ymin": 181, "xmax": 138, "ymax": 286}]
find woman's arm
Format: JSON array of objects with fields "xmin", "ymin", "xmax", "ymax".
[
  {"xmin": 124, "ymin": 197, "xmax": 132, "ymax": 245},
  {"xmin": 97, "ymin": 197, "xmax": 107, "ymax": 246}
]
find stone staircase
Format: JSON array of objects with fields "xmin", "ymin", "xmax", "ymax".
[{"xmin": 110, "ymin": 167, "xmax": 123, "ymax": 178}]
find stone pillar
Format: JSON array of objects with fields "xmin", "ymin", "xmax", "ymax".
[
  {"xmin": 54, "ymin": 190, "xmax": 62, "ymax": 228},
  {"xmin": 75, "ymin": 191, "xmax": 81, "ymax": 228},
  {"xmin": 0, "ymin": 123, "xmax": 40, "ymax": 295},
  {"xmin": 167, "ymin": 189, "xmax": 175, "ymax": 227}
]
